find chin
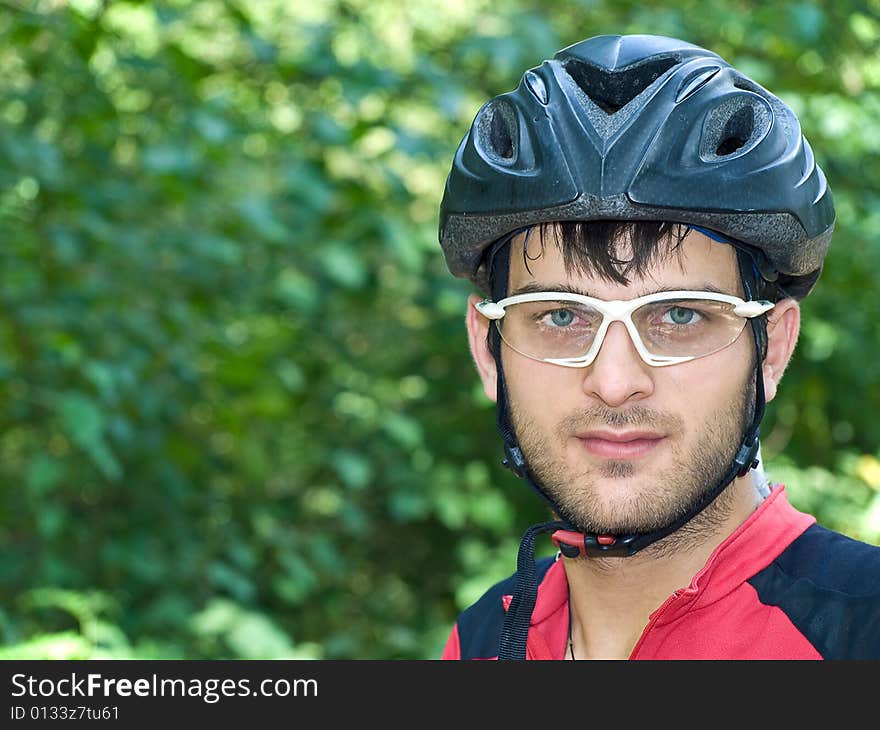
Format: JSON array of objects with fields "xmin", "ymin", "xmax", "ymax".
[
  {"xmin": 557, "ymin": 472, "xmax": 674, "ymax": 532},
  {"xmin": 597, "ymin": 460, "xmax": 638, "ymax": 479}
]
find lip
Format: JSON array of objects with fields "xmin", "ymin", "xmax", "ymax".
[{"xmin": 575, "ymin": 430, "xmax": 665, "ymax": 459}]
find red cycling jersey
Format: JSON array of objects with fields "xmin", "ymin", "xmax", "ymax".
[{"xmin": 442, "ymin": 486, "xmax": 880, "ymax": 660}]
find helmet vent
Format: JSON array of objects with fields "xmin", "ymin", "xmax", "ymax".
[
  {"xmin": 700, "ymin": 95, "xmax": 771, "ymax": 161},
  {"xmin": 477, "ymin": 101, "xmax": 517, "ymax": 163},
  {"xmin": 716, "ymin": 105, "xmax": 754, "ymax": 155},
  {"xmin": 491, "ymin": 109, "xmax": 514, "ymax": 158},
  {"xmin": 563, "ymin": 56, "xmax": 678, "ymax": 114}
]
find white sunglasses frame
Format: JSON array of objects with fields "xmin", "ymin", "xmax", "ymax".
[{"xmin": 474, "ymin": 290, "xmax": 775, "ymax": 368}]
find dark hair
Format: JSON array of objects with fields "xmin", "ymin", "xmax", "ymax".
[
  {"xmin": 534, "ymin": 220, "xmax": 689, "ymax": 287},
  {"xmin": 486, "ymin": 219, "xmax": 783, "ymax": 303}
]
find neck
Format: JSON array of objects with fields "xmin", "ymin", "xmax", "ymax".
[{"xmin": 564, "ymin": 473, "xmax": 765, "ymax": 660}]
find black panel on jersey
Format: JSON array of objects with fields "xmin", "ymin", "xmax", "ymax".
[{"xmin": 748, "ymin": 523, "xmax": 880, "ymax": 659}]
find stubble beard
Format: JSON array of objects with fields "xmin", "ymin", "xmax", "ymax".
[{"xmin": 509, "ymin": 370, "xmax": 756, "ymax": 547}]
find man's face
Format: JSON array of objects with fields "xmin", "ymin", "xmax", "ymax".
[{"xmin": 500, "ymin": 228, "xmax": 756, "ymax": 535}]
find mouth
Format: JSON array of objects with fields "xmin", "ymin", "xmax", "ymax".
[{"xmin": 575, "ymin": 430, "xmax": 665, "ymax": 459}]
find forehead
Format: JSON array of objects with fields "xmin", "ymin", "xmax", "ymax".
[{"xmin": 507, "ymin": 226, "xmax": 742, "ymax": 296}]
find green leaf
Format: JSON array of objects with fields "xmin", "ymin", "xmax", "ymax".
[
  {"xmin": 319, "ymin": 243, "xmax": 368, "ymax": 289},
  {"xmin": 56, "ymin": 393, "xmax": 122, "ymax": 481},
  {"xmin": 332, "ymin": 450, "xmax": 373, "ymax": 489}
]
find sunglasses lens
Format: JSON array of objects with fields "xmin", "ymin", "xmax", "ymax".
[
  {"xmin": 632, "ymin": 299, "xmax": 748, "ymax": 358},
  {"xmin": 497, "ymin": 300, "xmax": 602, "ymax": 359}
]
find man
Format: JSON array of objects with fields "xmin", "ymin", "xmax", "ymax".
[{"xmin": 437, "ymin": 33, "xmax": 880, "ymax": 660}]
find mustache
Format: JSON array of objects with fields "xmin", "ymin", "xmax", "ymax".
[{"xmin": 556, "ymin": 405, "xmax": 684, "ymax": 435}]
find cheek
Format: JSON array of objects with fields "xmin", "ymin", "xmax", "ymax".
[
  {"xmin": 503, "ymin": 355, "xmax": 570, "ymax": 416},
  {"xmin": 666, "ymin": 339, "xmax": 753, "ymax": 401}
]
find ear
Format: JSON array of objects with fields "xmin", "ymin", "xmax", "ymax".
[
  {"xmin": 762, "ymin": 298, "xmax": 800, "ymax": 402},
  {"xmin": 465, "ymin": 293, "xmax": 498, "ymax": 403}
]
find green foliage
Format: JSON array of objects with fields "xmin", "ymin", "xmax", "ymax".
[{"xmin": 0, "ymin": 0, "xmax": 877, "ymax": 659}]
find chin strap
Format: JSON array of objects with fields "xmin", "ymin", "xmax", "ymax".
[
  {"xmin": 549, "ymin": 428, "xmax": 760, "ymax": 558},
  {"xmin": 497, "ymin": 519, "xmax": 570, "ymax": 661}
]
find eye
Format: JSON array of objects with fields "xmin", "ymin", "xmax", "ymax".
[
  {"xmin": 663, "ymin": 306, "xmax": 703, "ymax": 325},
  {"xmin": 548, "ymin": 308, "xmax": 576, "ymax": 327},
  {"xmin": 529, "ymin": 302, "xmax": 599, "ymax": 331}
]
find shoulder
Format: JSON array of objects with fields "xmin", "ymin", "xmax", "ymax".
[
  {"xmin": 776, "ymin": 522, "xmax": 880, "ymax": 585},
  {"xmin": 451, "ymin": 556, "xmax": 556, "ymax": 661},
  {"xmin": 750, "ymin": 523, "xmax": 880, "ymax": 658}
]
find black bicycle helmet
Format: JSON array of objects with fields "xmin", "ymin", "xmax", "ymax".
[{"xmin": 439, "ymin": 33, "xmax": 834, "ymax": 299}]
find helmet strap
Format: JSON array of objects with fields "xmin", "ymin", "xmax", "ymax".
[{"xmin": 488, "ymin": 233, "xmax": 571, "ymax": 514}]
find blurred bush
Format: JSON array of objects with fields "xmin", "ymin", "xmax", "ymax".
[{"xmin": 0, "ymin": 0, "xmax": 877, "ymax": 659}]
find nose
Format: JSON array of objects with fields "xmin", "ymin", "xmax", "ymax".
[{"xmin": 581, "ymin": 321, "xmax": 655, "ymax": 406}]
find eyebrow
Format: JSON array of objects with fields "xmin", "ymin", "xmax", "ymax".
[{"xmin": 507, "ymin": 282, "xmax": 734, "ymax": 297}]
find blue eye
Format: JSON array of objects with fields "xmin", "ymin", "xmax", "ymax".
[
  {"xmin": 665, "ymin": 307, "xmax": 700, "ymax": 325},
  {"xmin": 549, "ymin": 309, "xmax": 575, "ymax": 326}
]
